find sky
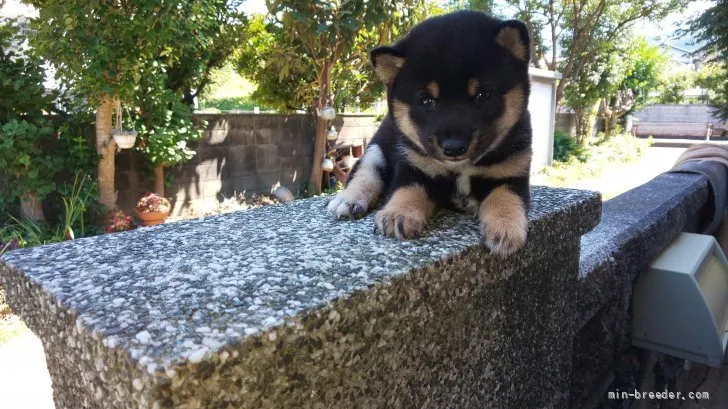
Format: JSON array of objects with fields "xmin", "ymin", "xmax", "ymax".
[{"xmin": 637, "ymin": 0, "xmax": 713, "ymax": 47}]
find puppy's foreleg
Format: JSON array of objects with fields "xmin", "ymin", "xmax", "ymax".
[
  {"xmin": 375, "ymin": 184, "xmax": 435, "ymax": 239},
  {"xmin": 327, "ymin": 144, "xmax": 386, "ymax": 219},
  {"xmin": 478, "ymin": 184, "xmax": 528, "ymax": 257}
]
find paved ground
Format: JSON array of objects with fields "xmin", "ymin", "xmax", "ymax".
[{"xmin": 0, "ymin": 316, "xmax": 54, "ymax": 409}]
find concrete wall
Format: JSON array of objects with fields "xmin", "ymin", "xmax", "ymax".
[
  {"xmin": 634, "ymin": 104, "xmax": 723, "ymax": 124},
  {"xmin": 633, "ymin": 104, "xmax": 727, "ymax": 138},
  {"xmin": 116, "ymin": 113, "xmax": 377, "ymax": 215}
]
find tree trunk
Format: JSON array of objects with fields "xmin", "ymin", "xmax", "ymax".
[
  {"xmin": 583, "ymin": 100, "xmax": 601, "ymax": 146},
  {"xmin": 574, "ymin": 100, "xmax": 601, "ymax": 146},
  {"xmin": 96, "ymin": 97, "xmax": 116, "ymax": 213},
  {"xmin": 574, "ymin": 107, "xmax": 586, "ymax": 146},
  {"xmin": 19, "ymin": 192, "xmax": 44, "ymax": 221},
  {"xmin": 153, "ymin": 165, "xmax": 165, "ymax": 196},
  {"xmin": 308, "ymin": 65, "xmax": 333, "ymax": 194}
]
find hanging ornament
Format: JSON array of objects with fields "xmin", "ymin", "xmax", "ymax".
[
  {"xmin": 318, "ymin": 106, "xmax": 336, "ymax": 120},
  {"xmin": 322, "ymin": 157, "xmax": 335, "ymax": 172},
  {"xmin": 111, "ymin": 97, "xmax": 138, "ymax": 149},
  {"xmin": 327, "ymin": 127, "xmax": 338, "ymax": 141}
]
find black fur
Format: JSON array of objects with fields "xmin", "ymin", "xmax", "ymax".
[{"xmin": 331, "ymin": 10, "xmax": 533, "ymax": 255}]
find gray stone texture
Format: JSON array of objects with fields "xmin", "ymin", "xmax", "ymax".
[
  {"xmin": 115, "ymin": 113, "xmax": 378, "ymax": 216},
  {"xmin": 0, "ymin": 186, "xmax": 600, "ymax": 409},
  {"xmin": 570, "ymin": 172, "xmax": 710, "ymax": 409}
]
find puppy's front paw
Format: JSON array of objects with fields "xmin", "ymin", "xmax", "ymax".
[
  {"xmin": 478, "ymin": 186, "xmax": 528, "ymax": 257},
  {"xmin": 375, "ymin": 207, "xmax": 427, "ymax": 239},
  {"xmin": 374, "ymin": 185, "xmax": 435, "ymax": 239},
  {"xmin": 481, "ymin": 217, "xmax": 527, "ymax": 257},
  {"xmin": 327, "ymin": 193, "xmax": 370, "ymax": 219}
]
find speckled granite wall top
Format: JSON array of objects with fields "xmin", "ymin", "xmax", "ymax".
[
  {"xmin": 577, "ymin": 172, "xmax": 708, "ymax": 328},
  {"xmin": 1, "ymin": 186, "xmax": 600, "ymax": 408}
]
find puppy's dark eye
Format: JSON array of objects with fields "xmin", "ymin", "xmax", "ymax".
[
  {"xmin": 474, "ymin": 91, "xmax": 491, "ymax": 103},
  {"xmin": 421, "ymin": 96, "xmax": 437, "ymax": 110}
]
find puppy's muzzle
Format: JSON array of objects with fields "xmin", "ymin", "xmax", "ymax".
[{"xmin": 437, "ymin": 133, "xmax": 472, "ymax": 159}]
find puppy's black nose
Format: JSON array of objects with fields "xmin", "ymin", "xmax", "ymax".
[{"xmin": 440, "ymin": 138, "xmax": 468, "ymax": 157}]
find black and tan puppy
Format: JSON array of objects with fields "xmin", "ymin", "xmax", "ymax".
[{"xmin": 327, "ymin": 10, "xmax": 533, "ymax": 257}]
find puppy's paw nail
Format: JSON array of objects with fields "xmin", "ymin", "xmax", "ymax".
[
  {"xmin": 481, "ymin": 220, "xmax": 527, "ymax": 257},
  {"xmin": 375, "ymin": 209, "xmax": 426, "ymax": 239}
]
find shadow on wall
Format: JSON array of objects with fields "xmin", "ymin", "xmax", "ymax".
[{"xmin": 115, "ymin": 113, "xmax": 378, "ymax": 216}]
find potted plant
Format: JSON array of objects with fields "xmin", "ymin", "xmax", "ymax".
[{"xmin": 135, "ymin": 192, "xmax": 171, "ymax": 227}]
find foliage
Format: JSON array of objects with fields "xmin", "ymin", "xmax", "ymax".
[
  {"xmin": 553, "ymin": 130, "xmax": 588, "ymax": 162},
  {"xmin": 199, "ymin": 96, "xmax": 273, "ymax": 112},
  {"xmin": 620, "ymin": 39, "xmax": 669, "ymax": 112},
  {"xmin": 0, "ymin": 20, "xmax": 62, "ymax": 214},
  {"xmin": 105, "ymin": 210, "xmax": 136, "ymax": 233},
  {"xmin": 58, "ymin": 173, "xmax": 97, "ymax": 240},
  {"xmin": 695, "ymin": 63, "xmax": 728, "ymax": 105},
  {"xmin": 236, "ymin": 1, "xmax": 440, "ymax": 113},
  {"xmin": 133, "ymin": 92, "xmax": 203, "ymax": 168},
  {"xmin": 322, "ymin": 181, "xmax": 345, "ymax": 195},
  {"xmin": 686, "ymin": 1, "xmax": 728, "ymax": 120},
  {"xmin": 490, "ymin": 0, "xmax": 688, "ymax": 108},
  {"xmin": 540, "ymin": 132, "xmax": 652, "ymax": 191},
  {"xmin": 0, "ymin": 215, "xmax": 62, "ymax": 255},
  {"xmin": 136, "ymin": 193, "xmax": 172, "ymax": 213},
  {"xmin": 25, "ymin": 0, "xmax": 246, "ymax": 106},
  {"xmin": 654, "ymin": 70, "xmax": 694, "ymax": 104},
  {"xmin": 26, "ymin": 0, "xmax": 247, "ymax": 202},
  {"xmin": 0, "ymin": 20, "xmax": 58, "ymax": 123},
  {"xmin": 564, "ymin": 36, "xmax": 667, "ymax": 140},
  {"xmin": 0, "ymin": 171, "xmax": 102, "ymax": 255},
  {"xmin": 1, "ymin": 21, "xmax": 101, "ymax": 241},
  {"xmin": 0, "ymin": 119, "xmax": 62, "ymax": 213}
]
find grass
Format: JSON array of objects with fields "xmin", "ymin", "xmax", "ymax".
[{"xmin": 537, "ymin": 133, "xmax": 652, "ymax": 188}]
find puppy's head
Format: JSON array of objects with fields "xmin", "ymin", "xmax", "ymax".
[{"xmin": 371, "ymin": 11, "xmax": 530, "ymax": 164}]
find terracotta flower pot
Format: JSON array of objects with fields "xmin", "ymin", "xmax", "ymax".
[{"xmin": 136, "ymin": 210, "xmax": 169, "ymax": 227}]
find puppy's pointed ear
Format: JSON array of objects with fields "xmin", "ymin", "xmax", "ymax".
[
  {"xmin": 370, "ymin": 46, "xmax": 406, "ymax": 86},
  {"xmin": 496, "ymin": 20, "xmax": 530, "ymax": 63}
]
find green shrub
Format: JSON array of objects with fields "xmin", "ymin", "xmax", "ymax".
[
  {"xmin": 588, "ymin": 132, "xmax": 652, "ymax": 163},
  {"xmin": 553, "ymin": 130, "xmax": 588, "ymax": 163},
  {"xmin": 0, "ymin": 119, "xmax": 63, "ymax": 214}
]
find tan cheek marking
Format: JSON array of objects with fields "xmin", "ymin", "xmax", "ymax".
[
  {"xmin": 474, "ymin": 148, "xmax": 532, "ymax": 179},
  {"xmin": 496, "ymin": 27, "xmax": 528, "ymax": 61},
  {"xmin": 426, "ymin": 81, "xmax": 440, "ymax": 99},
  {"xmin": 392, "ymin": 100, "xmax": 426, "ymax": 151},
  {"xmin": 468, "ymin": 79, "xmax": 479, "ymax": 97}
]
